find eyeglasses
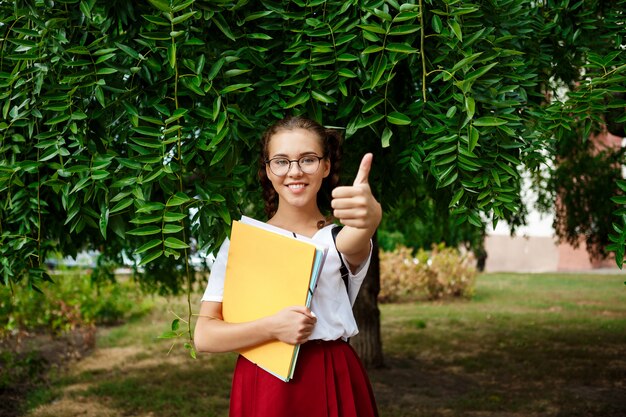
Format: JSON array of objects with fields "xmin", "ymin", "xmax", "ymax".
[{"xmin": 265, "ymin": 155, "xmax": 325, "ymax": 177}]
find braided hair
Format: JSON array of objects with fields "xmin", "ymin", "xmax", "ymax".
[{"xmin": 258, "ymin": 116, "xmax": 342, "ymax": 220}]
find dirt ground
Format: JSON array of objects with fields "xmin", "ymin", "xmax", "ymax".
[{"xmin": 8, "ymin": 337, "xmax": 626, "ymax": 417}]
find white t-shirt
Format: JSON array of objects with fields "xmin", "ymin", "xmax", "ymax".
[{"xmin": 201, "ymin": 224, "xmax": 372, "ymax": 341}]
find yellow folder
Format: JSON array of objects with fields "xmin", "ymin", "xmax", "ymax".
[{"xmin": 222, "ymin": 217, "xmax": 327, "ymax": 381}]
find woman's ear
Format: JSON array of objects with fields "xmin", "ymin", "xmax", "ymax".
[{"xmin": 322, "ymin": 159, "xmax": 331, "ymax": 178}]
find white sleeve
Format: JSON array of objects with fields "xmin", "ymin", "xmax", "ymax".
[
  {"xmin": 341, "ymin": 240, "xmax": 373, "ymax": 306},
  {"xmin": 201, "ymin": 238, "xmax": 230, "ymax": 302}
]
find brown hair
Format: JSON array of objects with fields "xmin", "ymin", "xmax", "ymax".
[{"xmin": 258, "ymin": 116, "xmax": 342, "ymax": 220}]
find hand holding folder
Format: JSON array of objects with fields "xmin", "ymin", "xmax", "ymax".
[{"xmin": 222, "ymin": 216, "xmax": 328, "ymax": 382}]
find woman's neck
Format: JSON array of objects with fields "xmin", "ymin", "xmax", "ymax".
[{"xmin": 268, "ymin": 204, "xmax": 327, "ymax": 237}]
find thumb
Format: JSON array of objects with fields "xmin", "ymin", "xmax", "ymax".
[
  {"xmin": 353, "ymin": 153, "xmax": 373, "ymax": 186},
  {"xmin": 290, "ymin": 305, "xmax": 314, "ymax": 318}
]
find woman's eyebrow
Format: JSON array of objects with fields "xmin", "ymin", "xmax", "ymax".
[{"xmin": 270, "ymin": 151, "xmax": 320, "ymax": 158}]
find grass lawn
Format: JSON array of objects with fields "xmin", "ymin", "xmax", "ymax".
[{"xmin": 22, "ymin": 272, "xmax": 626, "ymax": 417}]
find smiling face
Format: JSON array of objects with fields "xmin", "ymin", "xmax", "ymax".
[{"xmin": 265, "ymin": 128, "xmax": 331, "ymax": 212}]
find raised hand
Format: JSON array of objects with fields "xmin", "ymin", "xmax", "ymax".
[{"xmin": 331, "ymin": 153, "xmax": 382, "ymax": 230}]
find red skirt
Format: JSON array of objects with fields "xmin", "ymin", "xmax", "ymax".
[{"xmin": 229, "ymin": 340, "xmax": 379, "ymax": 417}]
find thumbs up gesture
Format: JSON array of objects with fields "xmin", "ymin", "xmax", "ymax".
[{"xmin": 331, "ymin": 153, "xmax": 382, "ymax": 230}]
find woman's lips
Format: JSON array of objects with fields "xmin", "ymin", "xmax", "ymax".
[{"xmin": 286, "ymin": 183, "xmax": 307, "ymax": 193}]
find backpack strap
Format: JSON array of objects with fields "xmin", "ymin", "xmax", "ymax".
[{"xmin": 331, "ymin": 225, "xmax": 350, "ymax": 298}]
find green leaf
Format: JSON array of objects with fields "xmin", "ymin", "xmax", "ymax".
[
  {"xmin": 285, "ymin": 92, "xmax": 310, "ymax": 109},
  {"xmin": 338, "ymin": 68, "xmax": 357, "ymax": 78},
  {"xmin": 468, "ymin": 125, "xmax": 479, "ymax": 152},
  {"xmin": 143, "ymin": 14, "xmax": 170, "ymax": 26},
  {"xmin": 94, "ymin": 85, "xmax": 105, "ymax": 107},
  {"xmin": 335, "ymin": 34, "xmax": 357, "ymax": 46},
  {"xmin": 217, "ymin": 205, "xmax": 231, "ymax": 224},
  {"xmin": 474, "ymin": 117, "xmax": 507, "ymax": 127},
  {"xmin": 362, "ymin": 45, "xmax": 384, "ymax": 54},
  {"xmin": 163, "ymin": 212, "xmax": 187, "ymax": 222},
  {"xmin": 496, "ymin": 160, "xmax": 517, "ymax": 177},
  {"xmin": 465, "ymin": 96, "xmax": 475, "ymax": 119},
  {"xmin": 245, "ymin": 11, "xmax": 273, "ymax": 21},
  {"xmin": 164, "ymin": 237, "xmax": 190, "ymax": 249},
  {"xmin": 171, "ymin": 319, "xmax": 180, "ymax": 331},
  {"xmin": 163, "ymin": 224, "xmax": 184, "ymax": 233},
  {"xmin": 388, "ymin": 25, "xmax": 420, "ymax": 36},
  {"xmin": 468, "ymin": 212, "xmax": 482, "ymax": 227},
  {"xmin": 165, "ymin": 108, "xmax": 187, "ymax": 124},
  {"xmin": 224, "ymin": 69, "xmax": 252, "ymax": 77},
  {"xmin": 212, "ymin": 14, "xmax": 236, "ymax": 42},
  {"xmin": 39, "ymin": 147, "xmax": 59, "ymax": 162},
  {"xmin": 337, "ymin": 53, "xmax": 359, "ymax": 62},
  {"xmin": 131, "ymin": 213, "xmax": 162, "ymax": 224},
  {"xmin": 110, "ymin": 197, "xmax": 134, "ymax": 214},
  {"xmin": 359, "ymin": 24, "xmax": 387, "ymax": 35},
  {"xmin": 366, "ymin": 54, "xmax": 388, "ymax": 89},
  {"xmin": 95, "ymin": 53, "xmax": 115, "ymax": 64},
  {"xmin": 127, "ymin": 226, "xmax": 161, "ymax": 236},
  {"xmin": 96, "ymin": 67, "xmax": 118, "ymax": 75},
  {"xmin": 99, "ymin": 208, "xmax": 109, "ymax": 239},
  {"xmin": 385, "ymin": 43, "xmax": 418, "ymax": 54},
  {"xmin": 432, "ymin": 15, "xmax": 443, "ymax": 33},
  {"xmin": 135, "ymin": 239, "xmax": 162, "ymax": 255},
  {"xmin": 207, "ymin": 58, "xmax": 224, "ymax": 80},
  {"xmin": 439, "ymin": 170, "xmax": 458, "ymax": 188},
  {"xmin": 381, "ymin": 127, "xmax": 392, "ymax": 148},
  {"xmin": 137, "ymin": 202, "xmax": 165, "ymax": 213},
  {"xmin": 185, "ymin": 342, "xmax": 197, "ymax": 359},
  {"xmin": 372, "ymin": 8, "xmax": 392, "ymax": 22},
  {"xmin": 387, "ymin": 111, "xmax": 411, "ymax": 125},
  {"xmin": 311, "ymin": 90, "xmax": 336, "ymax": 104},
  {"xmin": 399, "ymin": 3, "xmax": 419, "ymax": 11},
  {"xmin": 147, "ymin": 0, "xmax": 170, "ymax": 12},
  {"xmin": 282, "ymin": 56, "xmax": 309, "ymax": 65},
  {"xmin": 446, "ymin": 106, "xmax": 457, "ymax": 118},
  {"xmin": 220, "ymin": 83, "xmax": 252, "ymax": 94},
  {"xmin": 246, "ymin": 33, "xmax": 274, "ymax": 41},
  {"xmin": 279, "ymin": 73, "xmax": 309, "ymax": 87},
  {"xmin": 132, "ymin": 126, "xmax": 162, "ymax": 137},
  {"xmin": 211, "ymin": 143, "xmax": 230, "ymax": 166},
  {"xmin": 158, "ymin": 330, "xmax": 179, "ymax": 339},
  {"xmin": 44, "ymin": 114, "xmax": 70, "ymax": 125},
  {"xmin": 394, "ymin": 11, "xmax": 419, "ymax": 22},
  {"xmin": 167, "ymin": 43, "xmax": 176, "ymax": 68},
  {"xmin": 172, "ymin": 11, "xmax": 198, "ymax": 25},
  {"xmin": 449, "ymin": 20, "xmax": 462, "ymax": 41},
  {"xmin": 356, "ymin": 113, "xmax": 384, "ymax": 129},
  {"xmin": 167, "ymin": 192, "xmax": 191, "ymax": 207},
  {"xmin": 139, "ymin": 249, "xmax": 164, "ymax": 266},
  {"xmin": 451, "ymin": 52, "xmax": 483, "ymax": 73},
  {"xmin": 362, "ymin": 97, "xmax": 384, "ymax": 113},
  {"xmin": 491, "ymin": 169, "xmax": 501, "ymax": 186},
  {"xmin": 449, "ymin": 188, "xmax": 464, "ymax": 207},
  {"xmin": 464, "ymin": 62, "xmax": 498, "ymax": 82}
]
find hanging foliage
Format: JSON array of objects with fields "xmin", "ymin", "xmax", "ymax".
[{"xmin": 1, "ymin": 0, "xmax": 625, "ymax": 297}]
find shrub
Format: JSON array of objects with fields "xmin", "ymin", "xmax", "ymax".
[
  {"xmin": 0, "ymin": 270, "xmax": 153, "ymax": 337},
  {"xmin": 424, "ymin": 244, "xmax": 477, "ymax": 300},
  {"xmin": 379, "ymin": 245, "xmax": 427, "ymax": 303},
  {"xmin": 379, "ymin": 244, "xmax": 477, "ymax": 303}
]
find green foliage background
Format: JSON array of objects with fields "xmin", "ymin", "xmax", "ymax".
[{"xmin": 1, "ymin": 0, "xmax": 625, "ymax": 294}]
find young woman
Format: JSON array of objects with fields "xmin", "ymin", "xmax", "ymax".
[{"xmin": 194, "ymin": 116, "xmax": 382, "ymax": 417}]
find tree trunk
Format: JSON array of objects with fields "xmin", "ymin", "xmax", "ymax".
[{"xmin": 351, "ymin": 232, "xmax": 384, "ymax": 368}]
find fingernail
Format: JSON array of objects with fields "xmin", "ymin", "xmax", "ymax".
[{"xmin": 311, "ymin": 311, "xmax": 317, "ymax": 318}]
